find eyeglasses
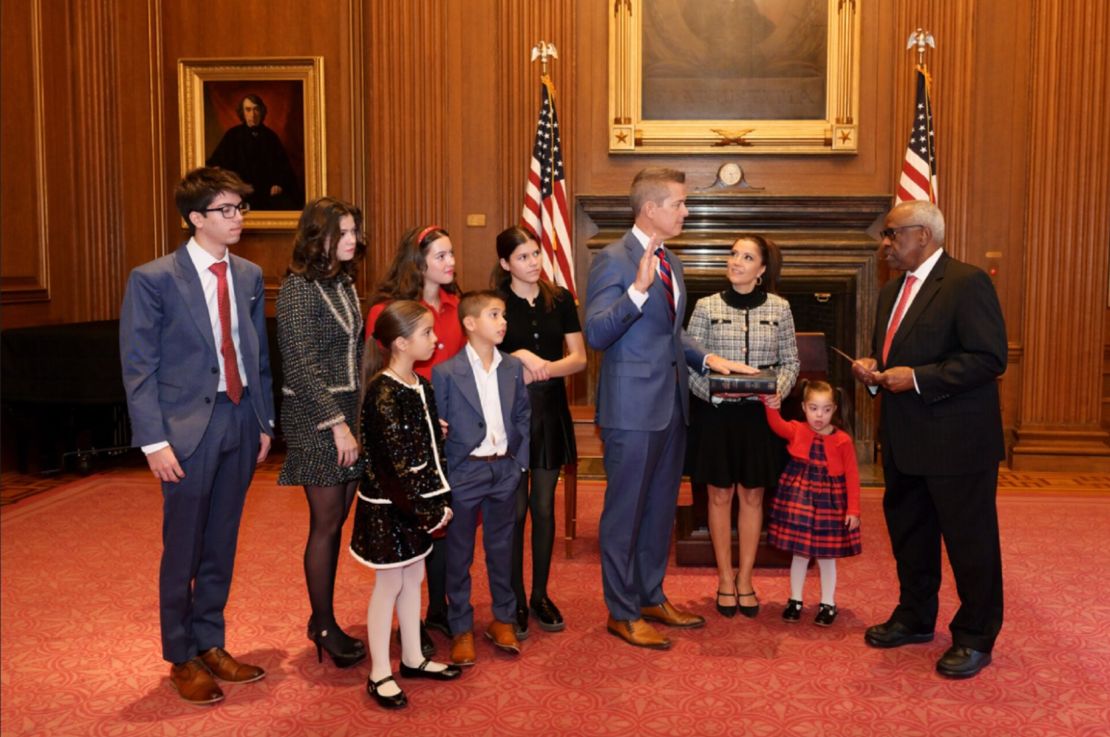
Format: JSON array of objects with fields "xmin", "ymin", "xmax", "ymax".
[
  {"xmin": 879, "ymin": 224, "xmax": 925, "ymax": 240},
  {"xmin": 202, "ymin": 202, "xmax": 251, "ymax": 219}
]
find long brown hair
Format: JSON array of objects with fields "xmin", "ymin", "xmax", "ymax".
[
  {"xmin": 287, "ymin": 197, "xmax": 366, "ymax": 281},
  {"xmin": 733, "ymin": 234, "xmax": 783, "ymax": 294},
  {"xmin": 490, "ymin": 225, "xmax": 557, "ymax": 311},
  {"xmin": 357, "ymin": 300, "xmax": 434, "ymax": 430},
  {"xmin": 370, "ymin": 226, "xmax": 460, "ymax": 304}
]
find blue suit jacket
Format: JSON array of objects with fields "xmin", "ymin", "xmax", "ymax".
[
  {"xmin": 431, "ymin": 348, "xmax": 530, "ymax": 480},
  {"xmin": 584, "ymin": 231, "xmax": 707, "ymax": 431},
  {"xmin": 119, "ymin": 244, "xmax": 276, "ymax": 461}
]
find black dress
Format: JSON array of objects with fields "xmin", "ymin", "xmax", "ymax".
[
  {"xmin": 348, "ymin": 372, "xmax": 451, "ymax": 569},
  {"xmin": 498, "ymin": 284, "xmax": 580, "ymax": 470}
]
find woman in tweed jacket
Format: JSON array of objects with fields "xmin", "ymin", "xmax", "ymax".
[
  {"xmin": 277, "ymin": 197, "xmax": 368, "ymax": 666},
  {"xmin": 686, "ymin": 235, "xmax": 799, "ymax": 619}
]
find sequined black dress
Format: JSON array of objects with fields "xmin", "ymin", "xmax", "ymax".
[{"xmin": 349, "ymin": 372, "xmax": 452, "ymax": 569}]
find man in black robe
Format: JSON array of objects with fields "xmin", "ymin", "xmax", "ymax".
[{"xmin": 207, "ymin": 94, "xmax": 303, "ymax": 211}]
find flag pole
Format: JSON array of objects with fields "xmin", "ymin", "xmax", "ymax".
[
  {"xmin": 531, "ymin": 40, "xmax": 559, "ymax": 202},
  {"xmin": 906, "ymin": 29, "xmax": 937, "ymax": 204}
]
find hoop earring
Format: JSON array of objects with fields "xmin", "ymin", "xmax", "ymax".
[{"xmin": 756, "ymin": 275, "xmax": 763, "ymax": 286}]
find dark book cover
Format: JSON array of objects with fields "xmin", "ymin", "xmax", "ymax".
[{"xmin": 708, "ymin": 370, "xmax": 777, "ymax": 396}]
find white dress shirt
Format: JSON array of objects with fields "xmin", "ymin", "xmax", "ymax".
[
  {"xmin": 465, "ymin": 343, "xmax": 509, "ymax": 457},
  {"xmin": 886, "ymin": 247, "xmax": 944, "ymax": 394}
]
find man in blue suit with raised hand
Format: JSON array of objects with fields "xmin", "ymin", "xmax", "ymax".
[
  {"xmin": 120, "ymin": 167, "xmax": 275, "ymax": 705},
  {"xmin": 585, "ymin": 167, "xmax": 753, "ymax": 650}
]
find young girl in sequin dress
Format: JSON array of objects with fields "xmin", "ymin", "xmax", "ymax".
[
  {"xmin": 762, "ymin": 381, "xmax": 861, "ymax": 627},
  {"xmin": 349, "ymin": 301, "xmax": 460, "ymax": 710}
]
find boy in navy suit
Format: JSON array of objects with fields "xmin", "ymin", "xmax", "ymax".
[{"xmin": 432, "ymin": 291, "xmax": 530, "ymax": 667}]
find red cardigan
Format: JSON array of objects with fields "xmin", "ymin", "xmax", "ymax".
[
  {"xmin": 764, "ymin": 405, "xmax": 861, "ymax": 517},
  {"xmin": 366, "ymin": 289, "xmax": 465, "ymax": 381}
]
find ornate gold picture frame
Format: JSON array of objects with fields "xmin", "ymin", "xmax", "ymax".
[
  {"xmin": 609, "ymin": 0, "xmax": 860, "ymax": 155},
  {"xmin": 178, "ymin": 57, "xmax": 325, "ymax": 230}
]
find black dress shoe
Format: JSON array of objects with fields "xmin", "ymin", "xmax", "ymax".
[
  {"xmin": 400, "ymin": 657, "xmax": 463, "ymax": 681},
  {"xmin": 424, "ymin": 611, "xmax": 452, "ymax": 638},
  {"xmin": 864, "ymin": 620, "xmax": 935, "ymax": 649},
  {"xmin": 814, "ymin": 604, "xmax": 838, "ymax": 627},
  {"xmin": 514, "ymin": 605, "xmax": 530, "ymax": 640},
  {"xmin": 782, "ymin": 599, "xmax": 803, "ymax": 623},
  {"xmin": 936, "ymin": 645, "xmax": 992, "ymax": 679},
  {"xmin": 530, "ymin": 597, "xmax": 565, "ymax": 632},
  {"xmin": 367, "ymin": 675, "xmax": 407, "ymax": 709}
]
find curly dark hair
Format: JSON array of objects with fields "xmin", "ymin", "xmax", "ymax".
[
  {"xmin": 370, "ymin": 226, "xmax": 460, "ymax": 304},
  {"xmin": 287, "ymin": 197, "xmax": 366, "ymax": 281}
]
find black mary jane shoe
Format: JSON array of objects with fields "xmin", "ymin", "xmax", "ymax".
[
  {"xmin": 737, "ymin": 590, "xmax": 760, "ymax": 619},
  {"xmin": 782, "ymin": 599, "xmax": 803, "ymax": 623},
  {"xmin": 715, "ymin": 587, "xmax": 738, "ymax": 618},
  {"xmin": 935, "ymin": 645, "xmax": 992, "ymax": 679},
  {"xmin": 514, "ymin": 605, "xmax": 530, "ymax": 640},
  {"xmin": 367, "ymin": 675, "xmax": 408, "ymax": 710},
  {"xmin": 399, "ymin": 657, "xmax": 463, "ymax": 681},
  {"xmin": 814, "ymin": 604, "xmax": 838, "ymax": 627},
  {"xmin": 530, "ymin": 596, "xmax": 566, "ymax": 632}
]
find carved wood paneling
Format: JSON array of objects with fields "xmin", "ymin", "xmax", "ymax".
[
  {"xmin": 1013, "ymin": 0, "xmax": 1110, "ymax": 468},
  {"xmin": 363, "ymin": 0, "xmax": 449, "ymax": 292}
]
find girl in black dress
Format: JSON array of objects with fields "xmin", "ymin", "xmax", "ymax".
[
  {"xmin": 492, "ymin": 226, "xmax": 587, "ymax": 636},
  {"xmin": 350, "ymin": 301, "xmax": 460, "ymax": 709},
  {"xmin": 277, "ymin": 197, "xmax": 367, "ymax": 666}
]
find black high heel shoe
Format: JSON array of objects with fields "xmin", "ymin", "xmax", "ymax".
[
  {"xmin": 367, "ymin": 675, "xmax": 407, "ymax": 709},
  {"xmin": 715, "ymin": 586, "xmax": 738, "ymax": 618},
  {"xmin": 736, "ymin": 579, "xmax": 760, "ymax": 619},
  {"xmin": 307, "ymin": 618, "xmax": 366, "ymax": 655},
  {"xmin": 309, "ymin": 624, "xmax": 366, "ymax": 668}
]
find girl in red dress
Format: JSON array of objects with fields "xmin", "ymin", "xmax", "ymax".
[{"xmin": 763, "ymin": 381, "xmax": 861, "ymax": 627}]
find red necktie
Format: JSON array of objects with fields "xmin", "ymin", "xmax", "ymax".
[
  {"xmin": 208, "ymin": 262, "xmax": 243, "ymax": 404},
  {"xmin": 654, "ymin": 246, "xmax": 676, "ymax": 322},
  {"xmin": 881, "ymin": 274, "xmax": 918, "ymax": 364}
]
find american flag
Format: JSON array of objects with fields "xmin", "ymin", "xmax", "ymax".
[
  {"xmin": 521, "ymin": 76, "xmax": 576, "ymax": 300},
  {"xmin": 895, "ymin": 67, "xmax": 938, "ymax": 205}
]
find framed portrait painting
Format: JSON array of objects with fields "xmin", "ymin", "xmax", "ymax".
[
  {"xmin": 178, "ymin": 57, "xmax": 325, "ymax": 229},
  {"xmin": 609, "ymin": 0, "xmax": 861, "ymax": 154}
]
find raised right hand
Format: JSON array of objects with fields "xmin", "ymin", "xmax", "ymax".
[
  {"xmin": 632, "ymin": 235, "xmax": 660, "ymax": 293},
  {"xmin": 147, "ymin": 446, "xmax": 185, "ymax": 483}
]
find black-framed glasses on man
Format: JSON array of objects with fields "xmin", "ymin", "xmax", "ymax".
[
  {"xmin": 202, "ymin": 202, "xmax": 251, "ymax": 219},
  {"xmin": 879, "ymin": 224, "xmax": 925, "ymax": 240}
]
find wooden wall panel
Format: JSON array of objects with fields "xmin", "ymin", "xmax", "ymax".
[{"xmin": 1012, "ymin": 0, "xmax": 1110, "ymax": 469}]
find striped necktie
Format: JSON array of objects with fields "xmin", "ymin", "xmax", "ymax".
[{"xmin": 655, "ymin": 246, "xmax": 676, "ymax": 322}]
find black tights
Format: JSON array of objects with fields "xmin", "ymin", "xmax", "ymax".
[
  {"xmin": 511, "ymin": 467, "xmax": 561, "ymax": 606},
  {"xmin": 304, "ymin": 481, "xmax": 359, "ymax": 638}
]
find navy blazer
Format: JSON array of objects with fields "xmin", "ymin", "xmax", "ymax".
[
  {"xmin": 431, "ymin": 348, "xmax": 530, "ymax": 478},
  {"xmin": 584, "ymin": 231, "xmax": 707, "ymax": 431},
  {"xmin": 872, "ymin": 253, "xmax": 1007, "ymax": 476},
  {"xmin": 119, "ymin": 244, "xmax": 276, "ymax": 461}
]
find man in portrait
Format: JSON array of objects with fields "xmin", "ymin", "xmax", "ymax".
[{"xmin": 207, "ymin": 94, "xmax": 304, "ymax": 211}]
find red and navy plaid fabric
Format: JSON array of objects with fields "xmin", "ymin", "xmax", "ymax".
[{"xmin": 767, "ymin": 433, "xmax": 861, "ymax": 559}]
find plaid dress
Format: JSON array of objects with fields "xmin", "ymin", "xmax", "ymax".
[{"xmin": 767, "ymin": 432, "xmax": 862, "ymax": 559}]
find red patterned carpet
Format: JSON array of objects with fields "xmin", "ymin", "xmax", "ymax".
[{"xmin": 2, "ymin": 467, "xmax": 1109, "ymax": 737}]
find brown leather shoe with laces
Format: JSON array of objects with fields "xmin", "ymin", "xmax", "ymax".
[
  {"xmin": 450, "ymin": 632, "xmax": 477, "ymax": 667},
  {"xmin": 606, "ymin": 616, "xmax": 672, "ymax": 650},
  {"xmin": 640, "ymin": 599, "xmax": 706, "ymax": 629},
  {"xmin": 199, "ymin": 647, "xmax": 266, "ymax": 683},
  {"xmin": 170, "ymin": 657, "xmax": 224, "ymax": 705},
  {"xmin": 485, "ymin": 620, "xmax": 521, "ymax": 654}
]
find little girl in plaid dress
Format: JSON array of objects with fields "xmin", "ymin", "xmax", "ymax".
[{"xmin": 762, "ymin": 381, "xmax": 861, "ymax": 627}]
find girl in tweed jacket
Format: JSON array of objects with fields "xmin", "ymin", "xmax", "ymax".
[{"xmin": 685, "ymin": 235, "xmax": 799, "ymax": 619}]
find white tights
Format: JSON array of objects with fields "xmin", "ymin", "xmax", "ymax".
[
  {"xmin": 789, "ymin": 555, "xmax": 837, "ymax": 606},
  {"xmin": 367, "ymin": 560, "xmax": 425, "ymax": 695}
]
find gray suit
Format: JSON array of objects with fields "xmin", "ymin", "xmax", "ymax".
[{"xmin": 120, "ymin": 243, "xmax": 274, "ymax": 663}]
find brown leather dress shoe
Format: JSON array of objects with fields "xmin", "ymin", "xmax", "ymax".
[
  {"xmin": 170, "ymin": 657, "xmax": 224, "ymax": 705},
  {"xmin": 485, "ymin": 620, "xmax": 521, "ymax": 654},
  {"xmin": 199, "ymin": 647, "xmax": 266, "ymax": 683},
  {"xmin": 606, "ymin": 616, "xmax": 672, "ymax": 650},
  {"xmin": 640, "ymin": 599, "xmax": 706, "ymax": 629},
  {"xmin": 450, "ymin": 632, "xmax": 477, "ymax": 667}
]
